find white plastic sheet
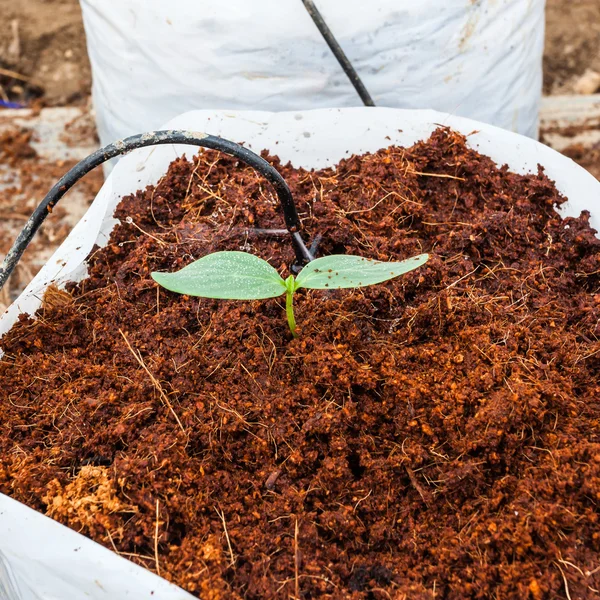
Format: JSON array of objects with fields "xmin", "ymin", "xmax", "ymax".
[
  {"xmin": 1, "ymin": 107, "xmax": 598, "ymax": 598},
  {"xmin": 80, "ymin": 0, "xmax": 546, "ymax": 147}
]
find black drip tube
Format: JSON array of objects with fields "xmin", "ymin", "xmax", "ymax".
[
  {"xmin": 0, "ymin": 130, "xmax": 314, "ymax": 291},
  {"xmin": 301, "ymin": 0, "xmax": 375, "ymax": 107}
]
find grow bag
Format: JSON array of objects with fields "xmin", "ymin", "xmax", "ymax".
[
  {"xmin": 0, "ymin": 107, "xmax": 598, "ymax": 598},
  {"xmin": 80, "ymin": 0, "xmax": 546, "ymax": 146}
]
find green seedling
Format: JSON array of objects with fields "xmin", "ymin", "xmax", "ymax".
[{"xmin": 151, "ymin": 251, "xmax": 429, "ymax": 337}]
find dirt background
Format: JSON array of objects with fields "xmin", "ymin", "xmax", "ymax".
[
  {"xmin": 545, "ymin": 0, "xmax": 600, "ymax": 93},
  {"xmin": 0, "ymin": 0, "xmax": 600, "ymax": 105},
  {"xmin": 0, "ymin": 0, "xmax": 90, "ymax": 106}
]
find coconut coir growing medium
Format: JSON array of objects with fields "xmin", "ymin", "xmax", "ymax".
[{"xmin": 1, "ymin": 129, "xmax": 599, "ymax": 599}]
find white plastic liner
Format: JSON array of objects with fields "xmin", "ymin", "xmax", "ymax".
[
  {"xmin": 0, "ymin": 495, "xmax": 194, "ymax": 600},
  {"xmin": 1, "ymin": 107, "xmax": 599, "ymax": 598},
  {"xmin": 80, "ymin": 0, "xmax": 545, "ymax": 145}
]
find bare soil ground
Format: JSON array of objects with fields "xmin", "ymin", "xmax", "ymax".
[
  {"xmin": 545, "ymin": 0, "xmax": 600, "ymax": 94},
  {"xmin": 0, "ymin": 112, "xmax": 102, "ymax": 313},
  {"xmin": 0, "ymin": 0, "xmax": 90, "ymax": 106}
]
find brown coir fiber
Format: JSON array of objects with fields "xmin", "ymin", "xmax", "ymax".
[{"xmin": 1, "ymin": 128, "xmax": 599, "ymax": 599}]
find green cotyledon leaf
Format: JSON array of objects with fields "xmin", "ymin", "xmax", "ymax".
[
  {"xmin": 151, "ymin": 251, "xmax": 286, "ymax": 300},
  {"xmin": 295, "ymin": 253, "xmax": 429, "ymax": 290}
]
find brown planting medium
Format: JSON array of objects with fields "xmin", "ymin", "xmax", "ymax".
[{"xmin": 1, "ymin": 129, "xmax": 599, "ymax": 599}]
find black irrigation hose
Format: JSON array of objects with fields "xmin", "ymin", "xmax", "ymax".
[
  {"xmin": 301, "ymin": 0, "xmax": 375, "ymax": 107},
  {"xmin": 0, "ymin": 130, "xmax": 315, "ymax": 291}
]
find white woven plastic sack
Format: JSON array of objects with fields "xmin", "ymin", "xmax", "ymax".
[
  {"xmin": 1, "ymin": 107, "xmax": 598, "ymax": 598},
  {"xmin": 80, "ymin": 0, "xmax": 545, "ymax": 148}
]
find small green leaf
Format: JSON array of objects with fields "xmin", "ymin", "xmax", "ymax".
[
  {"xmin": 296, "ymin": 253, "xmax": 429, "ymax": 290},
  {"xmin": 152, "ymin": 251, "xmax": 286, "ymax": 299}
]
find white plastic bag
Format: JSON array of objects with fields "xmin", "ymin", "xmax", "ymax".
[
  {"xmin": 80, "ymin": 0, "xmax": 545, "ymax": 147},
  {"xmin": 1, "ymin": 106, "xmax": 598, "ymax": 598}
]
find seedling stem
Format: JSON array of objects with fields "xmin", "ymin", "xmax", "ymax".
[{"xmin": 285, "ymin": 275, "xmax": 298, "ymax": 337}]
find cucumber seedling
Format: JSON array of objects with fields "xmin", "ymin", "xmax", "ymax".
[{"xmin": 152, "ymin": 251, "xmax": 429, "ymax": 337}]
